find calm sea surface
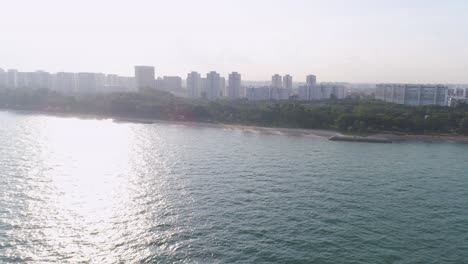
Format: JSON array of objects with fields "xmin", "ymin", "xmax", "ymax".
[{"xmin": 0, "ymin": 110, "xmax": 467, "ymax": 263}]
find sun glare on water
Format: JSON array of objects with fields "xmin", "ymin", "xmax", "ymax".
[{"xmin": 18, "ymin": 116, "xmax": 156, "ymax": 262}]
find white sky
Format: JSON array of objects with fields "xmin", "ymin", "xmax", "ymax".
[{"xmin": 1, "ymin": 0, "xmax": 468, "ymax": 83}]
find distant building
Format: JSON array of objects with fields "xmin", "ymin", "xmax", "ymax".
[
  {"xmin": 306, "ymin": 75, "xmax": 317, "ymax": 87},
  {"xmin": 220, "ymin": 77, "xmax": 226, "ymax": 97},
  {"xmin": 55, "ymin": 72, "xmax": 76, "ymax": 93},
  {"xmin": 187, "ymin": 71, "xmax": 202, "ymax": 98},
  {"xmin": 7, "ymin": 69, "xmax": 18, "ymax": 88},
  {"xmin": 30, "ymin": 71, "xmax": 52, "ymax": 89},
  {"xmin": 270, "ymin": 87, "xmax": 290, "ymax": 100},
  {"xmin": 117, "ymin": 76, "xmax": 136, "ymax": 91},
  {"xmin": 298, "ymin": 74, "xmax": 318, "ymax": 100},
  {"xmin": 0, "ymin": 68, "xmax": 6, "ymax": 88},
  {"xmin": 77, "ymin": 72, "xmax": 98, "ymax": 94},
  {"xmin": 154, "ymin": 77, "xmax": 163, "ymax": 90},
  {"xmin": 106, "ymin": 74, "xmax": 119, "ymax": 86},
  {"xmin": 297, "ymin": 86, "xmax": 309, "ymax": 100},
  {"xmin": 227, "ymin": 72, "xmax": 241, "ymax": 99},
  {"xmin": 205, "ymin": 71, "xmax": 222, "ymax": 100},
  {"xmin": 134, "ymin": 66, "xmax": 155, "ymax": 90},
  {"xmin": 246, "ymin": 86, "xmax": 271, "ymax": 101},
  {"xmin": 272, "ymin": 74, "xmax": 282, "ymax": 88},
  {"xmin": 283, "ymin": 74, "xmax": 293, "ymax": 90},
  {"xmin": 200, "ymin": 78, "xmax": 207, "ymax": 96},
  {"xmin": 96, "ymin": 73, "xmax": 106, "ymax": 91},
  {"xmin": 445, "ymin": 86, "xmax": 467, "ymax": 107},
  {"xmin": 162, "ymin": 76, "xmax": 182, "ymax": 91},
  {"xmin": 297, "ymin": 74, "xmax": 345, "ymax": 101},
  {"xmin": 448, "ymin": 86, "xmax": 468, "ymax": 99},
  {"xmin": 17, "ymin": 72, "xmax": 31, "ymax": 88},
  {"xmin": 319, "ymin": 83, "xmax": 345, "ymax": 99},
  {"xmin": 376, "ymin": 84, "xmax": 448, "ymax": 106}
]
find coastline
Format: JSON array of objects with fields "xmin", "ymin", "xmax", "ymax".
[
  {"xmin": 373, "ymin": 133, "xmax": 468, "ymax": 144},
  {"xmin": 2, "ymin": 108, "xmax": 468, "ymax": 143},
  {"xmin": 2, "ymin": 108, "xmax": 341, "ymax": 139}
]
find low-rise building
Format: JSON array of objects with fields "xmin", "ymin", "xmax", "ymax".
[
  {"xmin": 270, "ymin": 87, "xmax": 290, "ymax": 100},
  {"xmin": 246, "ymin": 86, "xmax": 271, "ymax": 101}
]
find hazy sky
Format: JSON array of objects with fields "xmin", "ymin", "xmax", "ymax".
[{"xmin": 2, "ymin": 0, "xmax": 468, "ymax": 83}]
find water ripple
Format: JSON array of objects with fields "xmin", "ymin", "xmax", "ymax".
[{"xmin": 0, "ymin": 111, "xmax": 468, "ymax": 263}]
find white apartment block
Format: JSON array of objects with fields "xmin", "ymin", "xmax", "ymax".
[
  {"xmin": 283, "ymin": 75, "xmax": 292, "ymax": 90},
  {"xmin": 55, "ymin": 72, "xmax": 76, "ymax": 93},
  {"xmin": 187, "ymin": 71, "xmax": 202, "ymax": 98},
  {"xmin": 204, "ymin": 71, "xmax": 223, "ymax": 100},
  {"xmin": 0, "ymin": 68, "xmax": 6, "ymax": 88},
  {"xmin": 246, "ymin": 87, "xmax": 271, "ymax": 101},
  {"xmin": 271, "ymin": 74, "xmax": 282, "ymax": 89},
  {"xmin": 134, "ymin": 66, "xmax": 155, "ymax": 90},
  {"xmin": 376, "ymin": 84, "xmax": 448, "ymax": 106},
  {"xmin": 227, "ymin": 72, "xmax": 241, "ymax": 99}
]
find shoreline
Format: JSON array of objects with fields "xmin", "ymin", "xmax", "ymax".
[{"xmin": 2, "ymin": 108, "xmax": 468, "ymax": 143}]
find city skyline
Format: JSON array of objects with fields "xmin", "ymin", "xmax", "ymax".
[{"xmin": 2, "ymin": 0, "xmax": 468, "ymax": 83}]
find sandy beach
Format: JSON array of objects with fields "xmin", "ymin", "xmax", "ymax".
[{"xmin": 4, "ymin": 109, "xmax": 468, "ymax": 143}]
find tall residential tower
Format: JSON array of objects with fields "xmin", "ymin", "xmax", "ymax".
[
  {"xmin": 283, "ymin": 74, "xmax": 293, "ymax": 90},
  {"xmin": 135, "ymin": 66, "xmax": 155, "ymax": 91},
  {"xmin": 187, "ymin": 72, "xmax": 202, "ymax": 98},
  {"xmin": 271, "ymin": 74, "xmax": 282, "ymax": 88},
  {"xmin": 227, "ymin": 72, "xmax": 241, "ymax": 99}
]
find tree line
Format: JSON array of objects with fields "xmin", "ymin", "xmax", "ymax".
[{"xmin": 1, "ymin": 88, "xmax": 468, "ymax": 135}]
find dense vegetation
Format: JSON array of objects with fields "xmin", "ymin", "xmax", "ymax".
[{"xmin": 1, "ymin": 88, "xmax": 468, "ymax": 135}]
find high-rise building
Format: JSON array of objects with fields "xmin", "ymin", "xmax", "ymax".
[
  {"xmin": 272, "ymin": 74, "xmax": 282, "ymax": 88},
  {"xmin": 205, "ymin": 71, "xmax": 222, "ymax": 100},
  {"xmin": 376, "ymin": 84, "xmax": 447, "ymax": 106},
  {"xmin": 17, "ymin": 72, "xmax": 31, "ymax": 88},
  {"xmin": 56, "ymin": 72, "xmax": 76, "ymax": 93},
  {"xmin": 135, "ymin": 66, "xmax": 155, "ymax": 90},
  {"xmin": 283, "ymin": 74, "xmax": 293, "ymax": 90},
  {"xmin": 220, "ymin": 77, "xmax": 226, "ymax": 97},
  {"xmin": 306, "ymin": 75, "xmax": 317, "ymax": 86},
  {"xmin": 0, "ymin": 68, "xmax": 6, "ymax": 88},
  {"xmin": 30, "ymin": 71, "xmax": 52, "ymax": 89},
  {"xmin": 298, "ymin": 74, "xmax": 317, "ymax": 100},
  {"xmin": 92, "ymin": 73, "xmax": 104, "ymax": 90},
  {"xmin": 77, "ymin": 72, "xmax": 98, "ymax": 93},
  {"xmin": 200, "ymin": 78, "xmax": 207, "ymax": 97},
  {"xmin": 7, "ymin": 69, "xmax": 18, "ymax": 88},
  {"xmin": 187, "ymin": 71, "xmax": 202, "ymax": 98},
  {"xmin": 227, "ymin": 72, "xmax": 241, "ymax": 99}
]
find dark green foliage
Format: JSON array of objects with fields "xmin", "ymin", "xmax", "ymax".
[
  {"xmin": 0, "ymin": 88, "xmax": 467, "ymax": 135},
  {"xmin": 458, "ymin": 114, "xmax": 468, "ymax": 135}
]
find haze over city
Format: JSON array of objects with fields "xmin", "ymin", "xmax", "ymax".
[
  {"xmin": 3, "ymin": 1, "xmax": 468, "ymax": 263},
  {"xmin": 2, "ymin": 0, "xmax": 468, "ymax": 83}
]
